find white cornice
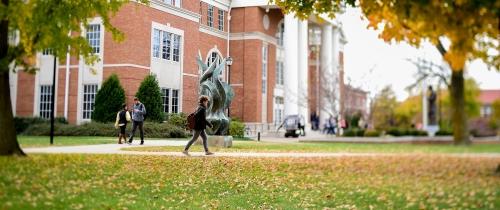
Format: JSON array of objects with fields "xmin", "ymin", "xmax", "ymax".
[
  {"xmin": 230, "ymin": 31, "xmax": 278, "ymax": 46},
  {"xmin": 231, "ymin": 0, "xmax": 275, "ymax": 8},
  {"xmin": 201, "ymin": 0, "xmax": 230, "ymax": 11},
  {"xmin": 199, "ymin": 24, "xmax": 228, "ymax": 40},
  {"xmin": 148, "ymin": 0, "xmax": 200, "ymax": 23}
]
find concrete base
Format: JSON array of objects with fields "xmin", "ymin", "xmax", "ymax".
[
  {"xmin": 426, "ymin": 125, "xmax": 440, "ymax": 137},
  {"xmin": 196, "ymin": 135, "xmax": 233, "ymax": 148}
]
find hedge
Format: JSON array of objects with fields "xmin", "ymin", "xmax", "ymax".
[
  {"xmin": 14, "ymin": 117, "xmax": 67, "ymax": 134},
  {"xmin": 22, "ymin": 122, "xmax": 188, "ymax": 138}
]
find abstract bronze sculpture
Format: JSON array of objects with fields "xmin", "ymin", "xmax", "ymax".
[{"xmin": 197, "ymin": 53, "xmax": 234, "ymax": 135}]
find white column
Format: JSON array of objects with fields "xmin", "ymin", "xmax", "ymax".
[
  {"xmin": 298, "ymin": 20, "xmax": 309, "ymax": 125},
  {"xmin": 284, "ymin": 14, "xmax": 299, "ymax": 116},
  {"xmin": 319, "ymin": 24, "xmax": 333, "ymax": 126},
  {"xmin": 422, "ymin": 79, "xmax": 428, "ymax": 130}
]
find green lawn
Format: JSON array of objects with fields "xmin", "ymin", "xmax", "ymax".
[
  {"xmin": 123, "ymin": 141, "xmax": 500, "ymax": 154},
  {"xmin": 18, "ymin": 136, "xmax": 116, "ymax": 148},
  {"xmin": 0, "ymin": 154, "xmax": 498, "ymax": 209}
]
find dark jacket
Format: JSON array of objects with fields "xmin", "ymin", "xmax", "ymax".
[{"xmin": 194, "ymin": 105, "xmax": 212, "ymax": 130}]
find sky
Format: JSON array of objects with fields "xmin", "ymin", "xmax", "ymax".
[{"xmin": 338, "ymin": 7, "xmax": 500, "ymax": 101}]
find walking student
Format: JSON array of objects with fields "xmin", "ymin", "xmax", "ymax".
[
  {"xmin": 183, "ymin": 95, "xmax": 214, "ymax": 156},
  {"xmin": 128, "ymin": 97, "xmax": 146, "ymax": 145},
  {"xmin": 114, "ymin": 104, "xmax": 131, "ymax": 144}
]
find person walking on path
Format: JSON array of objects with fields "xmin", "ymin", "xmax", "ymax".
[
  {"xmin": 183, "ymin": 96, "xmax": 214, "ymax": 156},
  {"xmin": 128, "ymin": 97, "xmax": 147, "ymax": 145},
  {"xmin": 114, "ymin": 104, "xmax": 131, "ymax": 144}
]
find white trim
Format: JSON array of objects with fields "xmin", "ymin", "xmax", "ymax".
[
  {"xmin": 230, "ymin": 83, "xmax": 243, "ymax": 87},
  {"xmin": 9, "ymin": 70, "xmax": 17, "ymax": 115},
  {"xmin": 152, "ymin": 21, "xmax": 185, "ymax": 36},
  {"xmin": 199, "ymin": 25, "xmax": 228, "ymax": 40},
  {"xmin": 201, "ymin": 0, "xmax": 230, "ymax": 11},
  {"xmin": 230, "ymin": 31, "xmax": 278, "ymax": 46},
  {"xmin": 231, "ymin": 0, "xmax": 275, "ymax": 8},
  {"xmin": 149, "ymin": 0, "xmax": 200, "ymax": 23},
  {"xmin": 205, "ymin": 46, "xmax": 223, "ymax": 64},
  {"xmin": 183, "ymin": 73, "xmax": 199, "ymax": 78},
  {"xmin": 103, "ymin": 64, "xmax": 151, "ymax": 70}
]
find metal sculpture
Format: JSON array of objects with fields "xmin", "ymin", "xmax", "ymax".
[{"xmin": 197, "ymin": 52, "xmax": 234, "ymax": 135}]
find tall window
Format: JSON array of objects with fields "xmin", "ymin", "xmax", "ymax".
[
  {"xmin": 218, "ymin": 9, "xmax": 224, "ymax": 31},
  {"xmin": 172, "ymin": 89, "xmax": 179, "ymax": 113},
  {"xmin": 39, "ymin": 85, "xmax": 53, "ymax": 119},
  {"xmin": 262, "ymin": 45, "xmax": 268, "ymax": 94},
  {"xmin": 207, "ymin": 5, "xmax": 214, "ymax": 27},
  {"xmin": 276, "ymin": 61, "xmax": 284, "ymax": 86},
  {"xmin": 162, "ymin": 31, "xmax": 171, "ymax": 60},
  {"xmin": 152, "ymin": 29, "xmax": 161, "ymax": 58},
  {"xmin": 161, "ymin": 88, "xmax": 170, "ymax": 113},
  {"xmin": 274, "ymin": 97, "xmax": 284, "ymax": 124},
  {"xmin": 277, "ymin": 23, "xmax": 284, "ymax": 46},
  {"xmin": 161, "ymin": 88, "xmax": 179, "ymax": 114},
  {"xmin": 82, "ymin": 84, "xmax": 98, "ymax": 120},
  {"xmin": 86, "ymin": 24, "xmax": 101, "ymax": 54},
  {"xmin": 164, "ymin": 0, "xmax": 181, "ymax": 7},
  {"xmin": 42, "ymin": 49, "xmax": 53, "ymax": 56},
  {"xmin": 152, "ymin": 29, "xmax": 181, "ymax": 62},
  {"xmin": 173, "ymin": 35, "xmax": 181, "ymax": 62}
]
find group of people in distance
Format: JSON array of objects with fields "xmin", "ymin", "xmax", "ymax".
[{"xmin": 114, "ymin": 95, "xmax": 214, "ymax": 155}]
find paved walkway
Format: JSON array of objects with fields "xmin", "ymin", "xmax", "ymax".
[{"xmin": 24, "ymin": 140, "xmax": 500, "ymax": 158}]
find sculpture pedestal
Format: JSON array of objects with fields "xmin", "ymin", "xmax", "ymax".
[
  {"xmin": 426, "ymin": 125, "xmax": 440, "ymax": 137},
  {"xmin": 196, "ymin": 135, "xmax": 233, "ymax": 148}
]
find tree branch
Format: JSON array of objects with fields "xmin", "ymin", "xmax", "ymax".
[{"xmin": 436, "ymin": 39, "xmax": 447, "ymax": 56}]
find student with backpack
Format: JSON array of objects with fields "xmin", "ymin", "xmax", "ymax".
[
  {"xmin": 114, "ymin": 104, "xmax": 131, "ymax": 144},
  {"xmin": 128, "ymin": 97, "xmax": 147, "ymax": 145},
  {"xmin": 183, "ymin": 95, "xmax": 214, "ymax": 156}
]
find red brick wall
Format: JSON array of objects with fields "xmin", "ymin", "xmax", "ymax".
[
  {"xmin": 16, "ymin": 72, "xmax": 35, "ymax": 117},
  {"xmin": 67, "ymin": 69, "xmax": 79, "ymax": 124},
  {"xmin": 103, "ymin": 67, "xmax": 149, "ymax": 106}
]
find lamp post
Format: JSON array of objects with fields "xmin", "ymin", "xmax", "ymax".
[
  {"xmin": 226, "ymin": 56, "xmax": 233, "ymax": 117},
  {"xmin": 50, "ymin": 55, "xmax": 56, "ymax": 145}
]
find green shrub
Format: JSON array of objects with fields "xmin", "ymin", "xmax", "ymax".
[
  {"xmin": 22, "ymin": 122, "xmax": 188, "ymax": 138},
  {"xmin": 167, "ymin": 113, "xmax": 188, "ymax": 128},
  {"xmin": 364, "ymin": 130, "xmax": 381, "ymax": 137},
  {"xmin": 436, "ymin": 129, "xmax": 453, "ymax": 136},
  {"xmin": 343, "ymin": 129, "xmax": 365, "ymax": 137},
  {"xmin": 386, "ymin": 128, "xmax": 402, "ymax": 136},
  {"xmin": 14, "ymin": 117, "xmax": 67, "ymax": 134},
  {"xmin": 229, "ymin": 119, "xmax": 245, "ymax": 138},
  {"xmin": 135, "ymin": 75, "xmax": 164, "ymax": 122},
  {"xmin": 92, "ymin": 74, "xmax": 126, "ymax": 122}
]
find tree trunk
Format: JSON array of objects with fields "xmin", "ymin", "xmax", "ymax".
[
  {"xmin": 0, "ymin": 0, "xmax": 25, "ymax": 156},
  {"xmin": 0, "ymin": 72, "xmax": 24, "ymax": 156},
  {"xmin": 450, "ymin": 70, "xmax": 470, "ymax": 145}
]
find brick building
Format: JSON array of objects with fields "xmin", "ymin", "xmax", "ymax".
[{"xmin": 9, "ymin": 0, "xmax": 347, "ymax": 130}]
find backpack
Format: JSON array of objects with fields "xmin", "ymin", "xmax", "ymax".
[
  {"xmin": 187, "ymin": 113, "xmax": 196, "ymax": 130},
  {"xmin": 187, "ymin": 107, "xmax": 200, "ymax": 130}
]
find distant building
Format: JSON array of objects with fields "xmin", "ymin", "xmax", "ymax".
[
  {"xmin": 342, "ymin": 85, "xmax": 368, "ymax": 119},
  {"xmin": 9, "ymin": 0, "xmax": 347, "ymax": 133},
  {"xmin": 479, "ymin": 89, "xmax": 500, "ymax": 118}
]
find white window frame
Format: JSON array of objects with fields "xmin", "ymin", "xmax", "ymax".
[
  {"xmin": 39, "ymin": 85, "xmax": 53, "ymax": 119},
  {"xmin": 82, "ymin": 84, "xmax": 98, "ymax": 120},
  {"xmin": 262, "ymin": 45, "xmax": 268, "ymax": 94},
  {"xmin": 164, "ymin": 0, "xmax": 181, "ymax": 7},
  {"xmin": 276, "ymin": 61, "xmax": 284, "ymax": 86},
  {"xmin": 207, "ymin": 5, "xmax": 214, "ymax": 27},
  {"xmin": 42, "ymin": 49, "xmax": 53, "ymax": 56},
  {"xmin": 172, "ymin": 89, "xmax": 179, "ymax": 113},
  {"xmin": 152, "ymin": 28, "xmax": 182, "ymax": 63},
  {"xmin": 162, "ymin": 88, "xmax": 170, "ymax": 113},
  {"xmin": 86, "ymin": 24, "xmax": 101, "ymax": 54},
  {"xmin": 218, "ymin": 9, "xmax": 224, "ymax": 31}
]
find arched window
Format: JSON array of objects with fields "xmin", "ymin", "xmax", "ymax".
[
  {"xmin": 277, "ymin": 21, "xmax": 284, "ymax": 46},
  {"xmin": 206, "ymin": 48, "xmax": 223, "ymax": 67}
]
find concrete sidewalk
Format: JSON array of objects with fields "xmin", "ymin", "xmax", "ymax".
[{"xmin": 23, "ymin": 140, "xmax": 500, "ymax": 158}]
